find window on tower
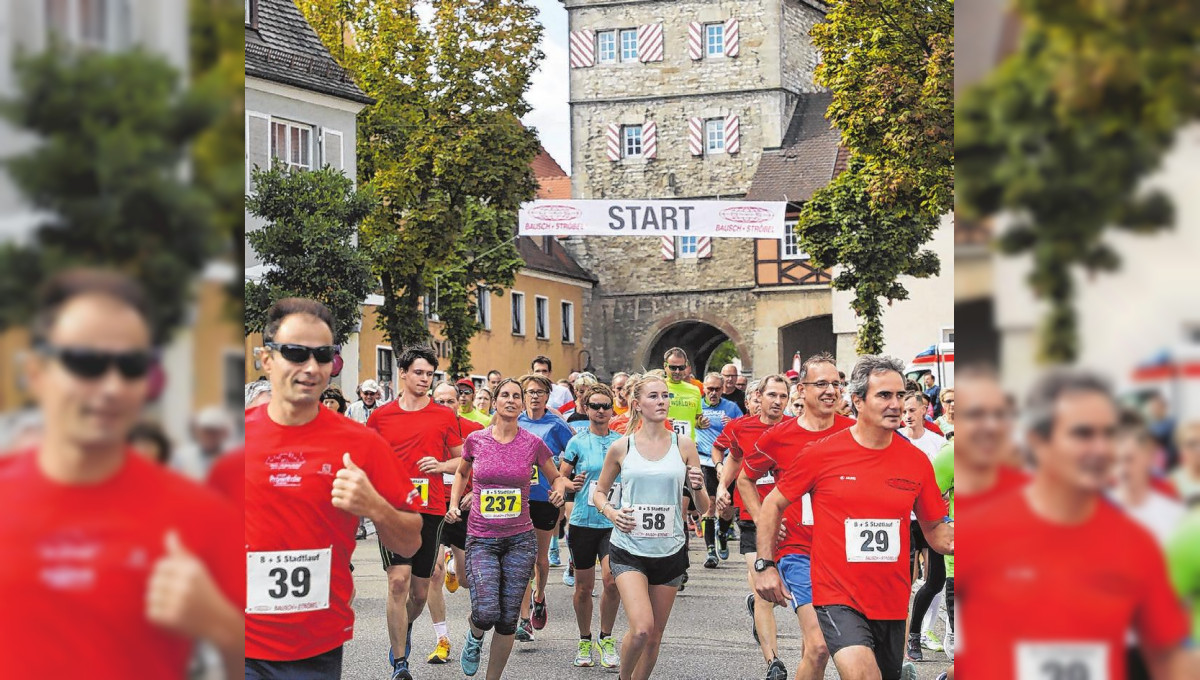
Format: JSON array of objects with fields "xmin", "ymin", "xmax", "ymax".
[
  {"xmin": 623, "ymin": 125, "xmax": 643, "ymax": 158},
  {"xmin": 597, "ymin": 30, "xmax": 617, "ymax": 63},
  {"xmin": 678, "ymin": 236, "xmax": 699, "ymax": 258},
  {"xmin": 704, "ymin": 119, "xmax": 725, "ymax": 154},
  {"xmin": 706, "ymin": 23, "xmax": 725, "ymax": 57},
  {"xmin": 620, "ymin": 28, "xmax": 638, "ymax": 62}
]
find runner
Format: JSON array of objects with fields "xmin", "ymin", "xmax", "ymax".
[
  {"xmin": 246, "ymin": 297, "xmax": 423, "ymax": 678},
  {"xmin": 740, "ymin": 355, "xmax": 855, "ymax": 680},
  {"xmin": 900, "ymin": 391, "xmax": 948, "ymax": 661},
  {"xmin": 753, "ymin": 355, "xmax": 953, "ymax": 680},
  {"xmin": 457, "ymin": 379, "xmax": 491, "ymax": 427},
  {"xmin": 612, "ymin": 372, "xmax": 631, "ymax": 415},
  {"xmin": 663, "ymin": 347, "xmax": 709, "ymax": 442},
  {"xmin": 721, "ymin": 363, "xmax": 748, "ymax": 414},
  {"xmin": 514, "ymin": 373, "xmax": 576, "ymax": 640},
  {"xmin": 445, "ymin": 378, "xmax": 570, "ymax": 679},
  {"xmin": 592, "ymin": 373, "xmax": 709, "ymax": 680},
  {"xmin": 697, "ymin": 372, "xmax": 743, "ymax": 569},
  {"xmin": 957, "ymin": 368, "xmax": 1190, "ymax": 680},
  {"xmin": 1167, "ymin": 505, "xmax": 1200, "ymax": 645},
  {"xmin": 366, "ymin": 346, "xmax": 465, "ymax": 680},
  {"xmin": 0, "ymin": 270, "xmax": 243, "ymax": 679},
  {"xmin": 473, "ymin": 387, "xmax": 494, "ymax": 418},
  {"xmin": 1170, "ymin": 421, "xmax": 1200, "ymax": 505},
  {"xmin": 560, "ymin": 383, "xmax": 623, "ymax": 669}
]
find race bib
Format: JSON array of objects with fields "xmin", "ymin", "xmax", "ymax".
[
  {"xmin": 442, "ymin": 473, "xmax": 455, "ymax": 485},
  {"xmin": 410, "ymin": 478, "xmax": 429, "ymax": 507},
  {"xmin": 844, "ymin": 518, "xmax": 901, "ymax": 562},
  {"xmin": 530, "ymin": 466, "xmax": 539, "ymax": 484},
  {"xmin": 671, "ymin": 420, "xmax": 692, "ymax": 438},
  {"xmin": 1016, "ymin": 642, "xmax": 1107, "ymax": 680},
  {"xmin": 586, "ymin": 481, "xmax": 623, "ymax": 508},
  {"xmin": 480, "ymin": 488, "xmax": 521, "ymax": 519},
  {"xmin": 247, "ymin": 548, "xmax": 332, "ymax": 615},
  {"xmin": 631, "ymin": 504, "xmax": 674, "ymax": 538},
  {"xmin": 756, "ymin": 472, "xmax": 775, "ymax": 486},
  {"xmin": 801, "ymin": 494, "xmax": 814, "ymax": 526}
]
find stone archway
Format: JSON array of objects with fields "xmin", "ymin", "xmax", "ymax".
[{"xmin": 636, "ymin": 313, "xmax": 752, "ymax": 377}]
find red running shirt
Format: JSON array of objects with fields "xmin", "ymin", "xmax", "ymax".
[
  {"xmin": 773, "ymin": 428, "xmax": 945, "ymax": 620},
  {"xmin": 246, "ymin": 404, "xmax": 417, "ymax": 661},
  {"xmin": 0, "ymin": 449, "xmax": 242, "ymax": 679},
  {"xmin": 746, "ymin": 414, "xmax": 856, "ymax": 557},
  {"xmin": 957, "ymin": 489, "xmax": 1189, "ymax": 680},
  {"xmin": 368, "ymin": 399, "xmax": 464, "ymax": 516},
  {"xmin": 207, "ymin": 446, "xmax": 245, "ymax": 511},
  {"xmin": 716, "ymin": 415, "xmax": 779, "ymax": 514}
]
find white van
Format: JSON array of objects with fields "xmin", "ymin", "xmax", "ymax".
[{"xmin": 905, "ymin": 342, "xmax": 955, "ymax": 389}]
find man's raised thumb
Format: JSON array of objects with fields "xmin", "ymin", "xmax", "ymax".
[
  {"xmin": 164, "ymin": 530, "xmax": 188, "ymax": 556},
  {"xmin": 343, "ymin": 452, "xmax": 359, "ymax": 470}
]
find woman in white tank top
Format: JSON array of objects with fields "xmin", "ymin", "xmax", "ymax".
[{"xmin": 591, "ymin": 373, "xmax": 708, "ymax": 680}]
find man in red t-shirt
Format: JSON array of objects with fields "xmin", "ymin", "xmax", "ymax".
[
  {"xmin": 246, "ymin": 298, "xmax": 422, "ymax": 678},
  {"xmin": 741, "ymin": 354, "xmax": 855, "ymax": 680},
  {"xmin": 207, "ymin": 446, "xmax": 245, "ymax": 511},
  {"xmin": 958, "ymin": 369, "xmax": 1190, "ymax": 680},
  {"xmin": 0, "ymin": 269, "xmax": 243, "ymax": 679},
  {"xmin": 367, "ymin": 346, "xmax": 464, "ymax": 678},
  {"xmin": 753, "ymin": 355, "xmax": 952, "ymax": 680}
]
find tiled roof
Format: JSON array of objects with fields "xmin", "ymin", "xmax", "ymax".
[
  {"xmin": 531, "ymin": 148, "xmax": 568, "ymax": 180},
  {"xmin": 745, "ymin": 92, "xmax": 843, "ymax": 202},
  {"xmin": 536, "ymin": 176, "xmax": 572, "ymax": 200},
  {"xmin": 245, "ymin": 0, "xmax": 373, "ymax": 105},
  {"xmin": 517, "ymin": 237, "xmax": 597, "ymax": 283}
]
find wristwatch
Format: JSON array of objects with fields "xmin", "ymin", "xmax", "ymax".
[{"xmin": 753, "ymin": 558, "xmax": 776, "ymax": 573}]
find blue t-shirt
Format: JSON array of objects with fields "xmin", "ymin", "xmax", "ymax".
[
  {"xmin": 562, "ymin": 430, "xmax": 622, "ymax": 529},
  {"xmin": 696, "ymin": 398, "xmax": 743, "ymax": 462},
  {"xmin": 518, "ymin": 411, "xmax": 576, "ymax": 502}
]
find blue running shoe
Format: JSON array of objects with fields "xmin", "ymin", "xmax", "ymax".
[
  {"xmin": 391, "ymin": 657, "xmax": 412, "ymax": 680},
  {"xmin": 461, "ymin": 630, "xmax": 483, "ymax": 677},
  {"xmin": 548, "ymin": 537, "xmax": 562, "ymax": 567}
]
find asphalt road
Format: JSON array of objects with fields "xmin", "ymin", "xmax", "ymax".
[{"xmin": 341, "ymin": 533, "xmax": 952, "ymax": 679}]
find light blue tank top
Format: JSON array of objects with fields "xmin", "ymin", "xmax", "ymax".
[{"xmin": 610, "ymin": 433, "xmax": 687, "ymax": 557}]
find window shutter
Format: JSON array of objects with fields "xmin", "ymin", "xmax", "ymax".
[
  {"xmin": 569, "ymin": 29, "xmax": 595, "ymax": 68},
  {"xmin": 642, "ymin": 121, "xmax": 657, "ymax": 160},
  {"xmin": 661, "ymin": 236, "xmax": 676, "ymax": 261},
  {"xmin": 725, "ymin": 18, "xmax": 740, "ymax": 57},
  {"xmin": 321, "ymin": 128, "xmax": 344, "ymax": 172},
  {"xmin": 725, "ymin": 114, "xmax": 740, "ymax": 154},
  {"xmin": 697, "ymin": 237, "xmax": 713, "ymax": 259},
  {"xmin": 606, "ymin": 124, "xmax": 621, "ymax": 161},
  {"xmin": 688, "ymin": 117, "xmax": 703, "ymax": 156},
  {"xmin": 246, "ymin": 111, "xmax": 271, "ymax": 193},
  {"xmin": 638, "ymin": 23, "xmax": 663, "ymax": 62},
  {"xmin": 688, "ymin": 21, "xmax": 703, "ymax": 60}
]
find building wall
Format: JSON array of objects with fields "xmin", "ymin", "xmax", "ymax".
[
  {"xmin": 779, "ymin": 1, "xmax": 824, "ymax": 95},
  {"xmin": 751, "ymin": 286, "xmax": 832, "ymax": 374}
]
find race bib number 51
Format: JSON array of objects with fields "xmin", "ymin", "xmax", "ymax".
[
  {"xmin": 844, "ymin": 518, "xmax": 901, "ymax": 562},
  {"xmin": 1017, "ymin": 642, "xmax": 1107, "ymax": 680},
  {"xmin": 631, "ymin": 504, "xmax": 674, "ymax": 538},
  {"xmin": 247, "ymin": 548, "xmax": 332, "ymax": 614},
  {"xmin": 671, "ymin": 420, "xmax": 692, "ymax": 438}
]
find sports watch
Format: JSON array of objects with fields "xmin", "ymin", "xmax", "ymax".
[{"xmin": 753, "ymin": 558, "xmax": 776, "ymax": 573}]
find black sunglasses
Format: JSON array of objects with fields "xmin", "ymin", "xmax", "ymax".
[
  {"xmin": 39, "ymin": 345, "xmax": 154, "ymax": 380},
  {"xmin": 586, "ymin": 402, "xmax": 613, "ymax": 410},
  {"xmin": 266, "ymin": 342, "xmax": 340, "ymax": 364}
]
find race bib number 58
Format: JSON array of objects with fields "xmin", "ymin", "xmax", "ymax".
[
  {"xmin": 631, "ymin": 504, "xmax": 674, "ymax": 538},
  {"xmin": 844, "ymin": 518, "xmax": 901, "ymax": 562},
  {"xmin": 1017, "ymin": 642, "xmax": 1107, "ymax": 680},
  {"xmin": 247, "ymin": 548, "xmax": 332, "ymax": 614}
]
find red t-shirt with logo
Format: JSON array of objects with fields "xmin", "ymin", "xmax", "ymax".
[
  {"xmin": 0, "ymin": 448, "xmax": 242, "ymax": 678},
  {"xmin": 207, "ymin": 446, "xmax": 245, "ymax": 511},
  {"xmin": 774, "ymin": 428, "xmax": 945, "ymax": 620},
  {"xmin": 368, "ymin": 399, "xmax": 463, "ymax": 516},
  {"xmin": 715, "ymin": 415, "xmax": 779, "ymax": 515},
  {"xmin": 746, "ymin": 415, "xmax": 856, "ymax": 557},
  {"xmin": 246, "ymin": 404, "xmax": 417, "ymax": 661},
  {"xmin": 957, "ymin": 488, "xmax": 1189, "ymax": 680}
]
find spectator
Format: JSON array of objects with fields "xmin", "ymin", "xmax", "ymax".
[
  {"xmin": 346, "ymin": 379, "xmax": 383, "ymax": 424},
  {"xmin": 129, "ymin": 421, "xmax": 173, "ymax": 466},
  {"xmin": 923, "ymin": 373, "xmax": 943, "ymax": 419},
  {"xmin": 321, "ymin": 386, "xmax": 348, "ymax": 414}
]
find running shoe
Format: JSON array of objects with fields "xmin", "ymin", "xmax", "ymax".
[
  {"xmin": 597, "ymin": 636, "xmax": 620, "ymax": 668},
  {"xmin": 563, "ymin": 563, "xmax": 576, "ymax": 587},
  {"xmin": 444, "ymin": 552, "xmax": 459, "ymax": 593},
  {"xmin": 716, "ymin": 527, "xmax": 729, "ymax": 560},
  {"xmin": 765, "ymin": 657, "xmax": 788, "ymax": 680},
  {"xmin": 901, "ymin": 660, "xmax": 918, "ymax": 680},
  {"xmin": 427, "ymin": 636, "xmax": 451, "ymax": 664},
  {"xmin": 747, "ymin": 593, "xmax": 758, "ymax": 643},
  {"xmin": 703, "ymin": 548, "xmax": 719, "ymax": 569},
  {"xmin": 549, "ymin": 537, "xmax": 562, "ymax": 566},
  {"xmin": 391, "ymin": 658, "xmax": 412, "ymax": 680},
  {"xmin": 694, "ymin": 517, "xmax": 703, "ymax": 538},
  {"xmin": 935, "ymin": 674, "xmax": 948, "ymax": 680},
  {"xmin": 515, "ymin": 618, "xmax": 535, "ymax": 642},
  {"xmin": 531, "ymin": 596, "xmax": 548, "ymax": 630},
  {"xmin": 461, "ymin": 631, "xmax": 483, "ymax": 676},
  {"xmin": 906, "ymin": 632, "xmax": 923, "ymax": 662},
  {"xmin": 943, "ymin": 631, "xmax": 955, "ymax": 660},
  {"xmin": 921, "ymin": 631, "xmax": 944, "ymax": 652},
  {"xmin": 573, "ymin": 639, "xmax": 594, "ymax": 667}
]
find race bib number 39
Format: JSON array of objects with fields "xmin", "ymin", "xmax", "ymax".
[
  {"xmin": 480, "ymin": 488, "xmax": 521, "ymax": 519},
  {"xmin": 247, "ymin": 548, "xmax": 332, "ymax": 614},
  {"xmin": 844, "ymin": 518, "xmax": 901, "ymax": 562},
  {"xmin": 411, "ymin": 478, "xmax": 429, "ymax": 507},
  {"xmin": 630, "ymin": 504, "xmax": 675, "ymax": 538},
  {"xmin": 1016, "ymin": 642, "xmax": 1108, "ymax": 680}
]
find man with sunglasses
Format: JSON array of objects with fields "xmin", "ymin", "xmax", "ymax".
[
  {"xmin": 367, "ymin": 346, "xmax": 465, "ymax": 680},
  {"xmin": 663, "ymin": 347, "xmax": 710, "ymax": 443},
  {"xmin": 247, "ymin": 297, "xmax": 422, "ymax": 679},
  {"xmin": 347, "ymin": 379, "xmax": 383, "ymax": 424},
  {"xmin": 698, "ymin": 372, "xmax": 743, "ymax": 569},
  {"xmin": 0, "ymin": 269, "xmax": 244, "ymax": 679}
]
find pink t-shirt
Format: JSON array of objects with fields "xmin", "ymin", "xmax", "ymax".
[{"xmin": 463, "ymin": 427, "xmax": 553, "ymax": 539}]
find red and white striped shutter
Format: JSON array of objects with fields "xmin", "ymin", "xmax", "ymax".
[
  {"xmin": 661, "ymin": 236, "xmax": 676, "ymax": 260},
  {"xmin": 642, "ymin": 121, "xmax": 657, "ymax": 159},
  {"xmin": 569, "ymin": 29, "xmax": 595, "ymax": 68},
  {"xmin": 725, "ymin": 114, "xmax": 740, "ymax": 154},
  {"xmin": 606, "ymin": 124, "xmax": 621, "ymax": 161},
  {"xmin": 697, "ymin": 237, "xmax": 713, "ymax": 259},
  {"xmin": 725, "ymin": 18, "xmax": 740, "ymax": 57},
  {"xmin": 638, "ymin": 23, "xmax": 664, "ymax": 62},
  {"xmin": 688, "ymin": 117, "xmax": 704, "ymax": 156},
  {"xmin": 688, "ymin": 21, "xmax": 703, "ymax": 60}
]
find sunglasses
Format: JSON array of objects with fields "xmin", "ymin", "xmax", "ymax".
[
  {"xmin": 665, "ymin": 364, "xmax": 687, "ymax": 372},
  {"xmin": 39, "ymin": 345, "xmax": 154, "ymax": 380},
  {"xmin": 586, "ymin": 402, "xmax": 613, "ymax": 410},
  {"xmin": 265, "ymin": 342, "xmax": 340, "ymax": 364}
]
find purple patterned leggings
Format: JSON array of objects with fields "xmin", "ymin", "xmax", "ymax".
[{"xmin": 465, "ymin": 530, "xmax": 538, "ymax": 635}]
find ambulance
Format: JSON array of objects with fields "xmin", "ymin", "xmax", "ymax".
[
  {"xmin": 1122, "ymin": 343, "xmax": 1200, "ymax": 420},
  {"xmin": 905, "ymin": 342, "xmax": 955, "ymax": 389}
]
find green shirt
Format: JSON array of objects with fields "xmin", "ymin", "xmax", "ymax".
[
  {"xmin": 461, "ymin": 409, "xmax": 491, "ymax": 427},
  {"xmin": 931, "ymin": 442, "xmax": 954, "ymax": 576},
  {"xmin": 1166, "ymin": 510, "xmax": 1200, "ymax": 644},
  {"xmin": 666, "ymin": 379, "xmax": 703, "ymax": 441}
]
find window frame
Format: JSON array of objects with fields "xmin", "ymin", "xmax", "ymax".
[
  {"xmin": 705, "ymin": 23, "xmax": 725, "ymax": 58},
  {"xmin": 476, "ymin": 287, "xmax": 491, "ymax": 331},
  {"xmin": 623, "ymin": 124, "xmax": 643, "ymax": 159},
  {"xmin": 269, "ymin": 118, "xmax": 315, "ymax": 171},
  {"xmin": 619, "ymin": 28, "xmax": 639, "ymax": 62},
  {"xmin": 46, "ymin": 0, "xmax": 112, "ymax": 50},
  {"xmin": 511, "ymin": 291, "xmax": 526, "ymax": 336},
  {"xmin": 534, "ymin": 295, "xmax": 550, "ymax": 341},
  {"xmin": 597, "ymin": 29, "xmax": 617, "ymax": 64},
  {"xmin": 704, "ymin": 118, "xmax": 725, "ymax": 155},
  {"xmin": 782, "ymin": 221, "xmax": 809, "ymax": 260},
  {"xmin": 376, "ymin": 345, "xmax": 395, "ymax": 392},
  {"xmin": 561, "ymin": 301, "xmax": 575, "ymax": 344},
  {"xmin": 678, "ymin": 236, "xmax": 699, "ymax": 259}
]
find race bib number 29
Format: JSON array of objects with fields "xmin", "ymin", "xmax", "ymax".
[
  {"xmin": 844, "ymin": 518, "xmax": 901, "ymax": 563},
  {"xmin": 1017, "ymin": 642, "xmax": 1107, "ymax": 680},
  {"xmin": 247, "ymin": 548, "xmax": 332, "ymax": 614}
]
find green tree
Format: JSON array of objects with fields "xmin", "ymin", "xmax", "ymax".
[
  {"xmin": 811, "ymin": 0, "xmax": 954, "ymax": 219},
  {"xmin": 244, "ymin": 164, "xmax": 376, "ymax": 345},
  {"xmin": 956, "ymin": 0, "xmax": 1197, "ymax": 362},
  {"xmin": 300, "ymin": 0, "xmax": 543, "ymax": 356},
  {"xmin": 706, "ymin": 340, "xmax": 740, "ymax": 375},
  {"xmin": 0, "ymin": 49, "xmax": 221, "ymax": 344},
  {"xmin": 796, "ymin": 157, "xmax": 940, "ymax": 355}
]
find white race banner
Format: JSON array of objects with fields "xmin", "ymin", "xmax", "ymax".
[{"xmin": 519, "ymin": 200, "xmax": 787, "ymax": 239}]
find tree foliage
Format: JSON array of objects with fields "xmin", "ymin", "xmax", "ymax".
[
  {"xmin": 956, "ymin": 0, "xmax": 1198, "ymax": 362},
  {"xmin": 300, "ymin": 0, "xmax": 544, "ymax": 359},
  {"xmin": 244, "ymin": 164, "xmax": 376, "ymax": 345},
  {"xmin": 0, "ymin": 49, "xmax": 221, "ymax": 344},
  {"xmin": 811, "ymin": 0, "xmax": 953, "ymax": 218},
  {"xmin": 796, "ymin": 157, "xmax": 940, "ymax": 355}
]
